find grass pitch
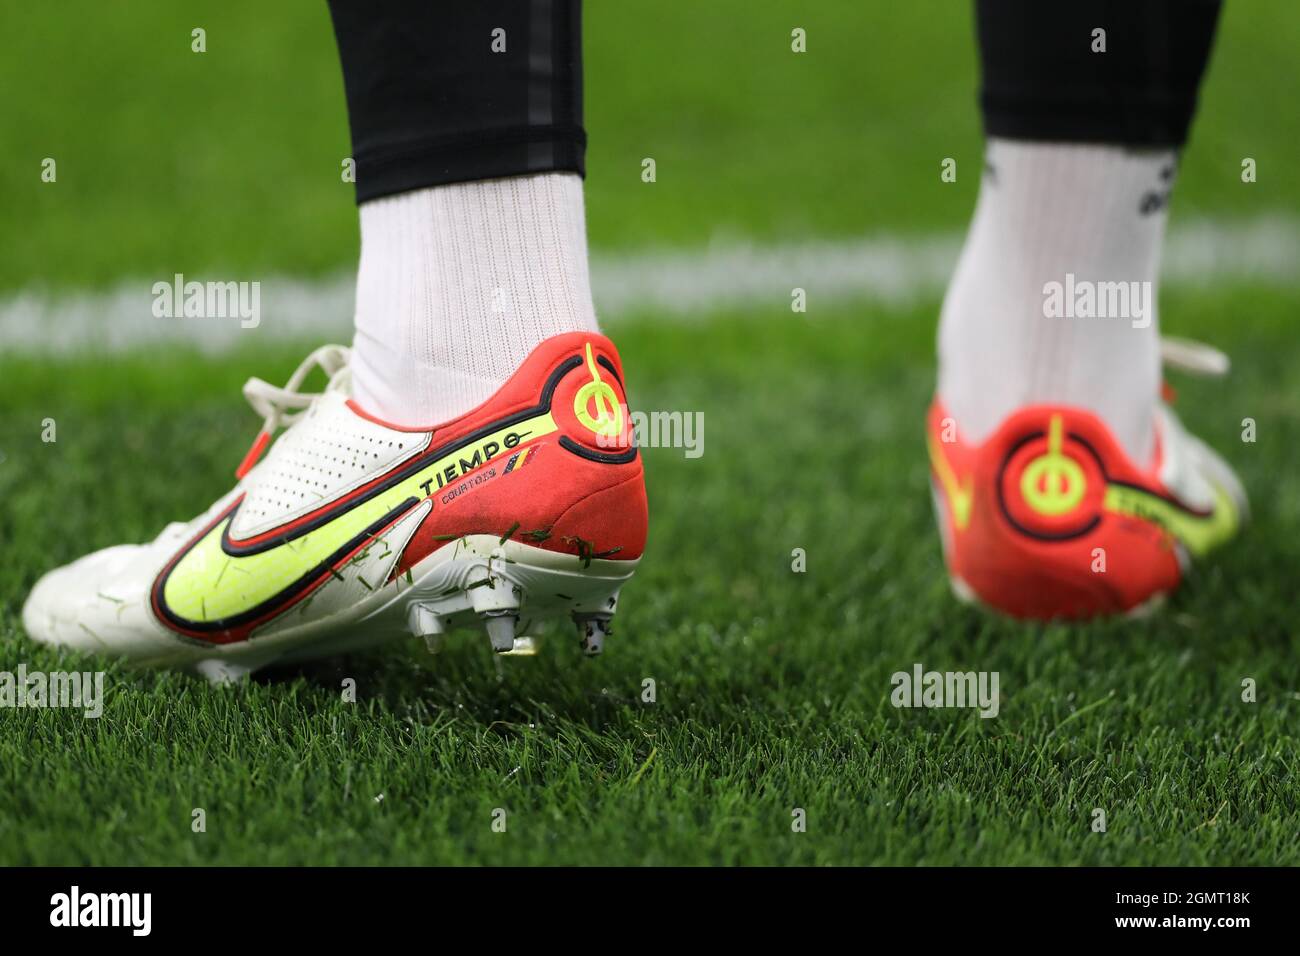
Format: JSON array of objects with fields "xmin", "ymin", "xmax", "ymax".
[
  {"xmin": 1, "ymin": 1, "xmax": 1299, "ymax": 865},
  {"xmin": 2, "ymin": 293, "xmax": 1298, "ymax": 865}
]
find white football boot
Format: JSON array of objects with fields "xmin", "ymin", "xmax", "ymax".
[{"xmin": 22, "ymin": 334, "xmax": 649, "ymax": 680}]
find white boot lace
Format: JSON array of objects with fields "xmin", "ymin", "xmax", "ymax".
[
  {"xmin": 235, "ymin": 344, "xmax": 352, "ymax": 478},
  {"xmin": 1160, "ymin": 336, "xmax": 1230, "ymax": 377}
]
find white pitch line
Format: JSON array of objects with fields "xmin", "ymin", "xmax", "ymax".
[{"xmin": 1, "ymin": 216, "xmax": 1296, "ymax": 355}]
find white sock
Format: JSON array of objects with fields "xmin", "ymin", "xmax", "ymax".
[
  {"xmin": 937, "ymin": 138, "xmax": 1176, "ymax": 464},
  {"xmin": 349, "ymin": 172, "xmax": 600, "ymax": 426}
]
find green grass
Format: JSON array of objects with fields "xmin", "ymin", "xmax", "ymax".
[
  {"xmin": 2, "ymin": 0, "xmax": 1299, "ymax": 866},
  {"xmin": 2, "ymin": 290, "xmax": 1298, "ymax": 865}
]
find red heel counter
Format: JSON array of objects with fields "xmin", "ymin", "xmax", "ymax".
[
  {"xmin": 549, "ymin": 465, "xmax": 648, "ymax": 561},
  {"xmin": 544, "ymin": 335, "xmax": 647, "ymax": 560},
  {"xmin": 942, "ymin": 405, "xmax": 1182, "ymax": 619}
]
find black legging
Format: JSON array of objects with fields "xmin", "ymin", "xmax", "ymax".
[
  {"xmin": 326, "ymin": 0, "xmax": 1222, "ymax": 204},
  {"xmin": 327, "ymin": 0, "xmax": 584, "ymax": 203},
  {"xmin": 977, "ymin": 0, "xmax": 1222, "ymax": 147}
]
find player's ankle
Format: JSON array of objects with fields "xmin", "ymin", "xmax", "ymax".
[
  {"xmin": 936, "ymin": 138, "xmax": 1174, "ymax": 465},
  {"xmin": 349, "ymin": 172, "xmax": 600, "ymax": 427}
]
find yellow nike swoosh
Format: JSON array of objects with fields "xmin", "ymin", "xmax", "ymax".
[
  {"xmin": 1103, "ymin": 481, "xmax": 1239, "ymax": 557},
  {"xmin": 926, "ymin": 430, "xmax": 973, "ymax": 531},
  {"xmin": 153, "ymin": 411, "xmax": 556, "ymax": 636}
]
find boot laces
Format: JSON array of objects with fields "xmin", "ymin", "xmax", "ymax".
[
  {"xmin": 1161, "ymin": 337, "xmax": 1229, "ymax": 377},
  {"xmin": 242, "ymin": 344, "xmax": 351, "ymax": 435},
  {"xmin": 234, "ymin": 344, "xmax": 351, "ymax": 479}
]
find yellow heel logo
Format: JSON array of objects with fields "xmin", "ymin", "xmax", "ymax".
[
  {"xmin": 573, "ymin": 343, "xmax": 624, "ymax": 438},
  {"xmin": 1020, "ymin": 415, "xmax": 1086, "ymax": 516}
]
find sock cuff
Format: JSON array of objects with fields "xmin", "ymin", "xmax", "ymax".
[{"xmin": 351, "ymin": 126, "xmax": 587, "ymax": 204}]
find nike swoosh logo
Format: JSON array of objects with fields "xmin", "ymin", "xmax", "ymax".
[
  {"xmin": 927, "ymin": 430, "xmax": 973, "ymax": 531},
  {"xmin": 153, "ymin": 410, "xmax": 557, "ymax": 641},
  {"xmin": 1103, "ymin": 481, "xmax": 1238, "ymax": 557}
]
